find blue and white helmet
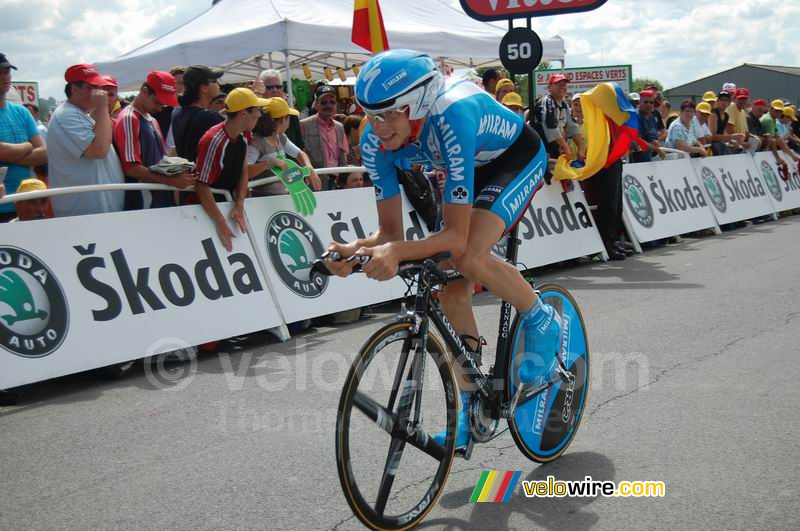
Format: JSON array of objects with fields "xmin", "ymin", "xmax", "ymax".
[{"xmin": 355, "ymin": 49, "xmax": 444, "ymax": 120}]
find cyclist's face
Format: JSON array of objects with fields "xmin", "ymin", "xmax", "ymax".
[{"xmin": 369, "ymin": 109, "xmax": 413, "ymax": 150}]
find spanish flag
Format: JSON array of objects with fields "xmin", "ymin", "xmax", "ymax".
[{"xmin": 352, "ymin": 0, "xmax": 389, "ymax": 53}]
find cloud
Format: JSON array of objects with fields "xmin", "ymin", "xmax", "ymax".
[{"xmin": 4, "ymin": 0, "xmax": 800, "ymax": 101}]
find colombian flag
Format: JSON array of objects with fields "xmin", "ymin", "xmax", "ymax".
[
  {"xmin": 352, "ymin": 0, "xmax": 390, "ymax": 53},
  {"xmin": 469, "ymin": 471, "xmax": 522, "ymax": 502}
]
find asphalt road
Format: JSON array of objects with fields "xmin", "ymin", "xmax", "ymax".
[{"xmin": 2, "ymin": 215, "xmax": 799, "ymax": 530}]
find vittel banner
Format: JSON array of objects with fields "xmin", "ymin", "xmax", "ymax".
[
  {"xmin": 244, "ymin": 189, "xmax": 407, "ymax": 324},
  {"xmin": 753, "ymin": 152, "xmax": 800, "ymax": 211},
  {"xmin": 0, "ymin": 205, "xmax": 282, "ymax": 389},
  {"xmin": 622, "ymin": 158, "xmax": 718, "ymax": 243},
  {"xmin": 691, "ymin": 154, "xmax": 777, "ymax": 225}
]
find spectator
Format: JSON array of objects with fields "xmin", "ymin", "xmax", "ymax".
[
  {"xmin": 172, "ymin": 65, "xmax": 224, "ymax": 161},
  {"xmin": 707, "ymin": 90, "xmax": 741, "ymax": 155},
  {"xmin": 651, "ymin": 91, "xmax": 667, "ymax": 142},
  {"xmin": 0, "ymin": 52, "xmax": 48, "ymax": 222},
  {"xmin": 789, "ymin": 105, "xmax": 800, "ymax": 147},
  {"xmin": 665, "ymin": 100, "xmax": 707, "ymax": 157},
  {"xmin": 537, "ymin": 74, "xmax": 584, "ymax": 162},
  {"xmin": 99, "ymin": 75, "xmax": 119, "ymax": 118},
  {"xmin": 631, "ymin": 89, "xmax": 666, "ymax": 163},
  {"xmin": 254, "ymin": 69, "xmax": 305, "ymax": 150},
  {"xmin": 658, "ymin": 97, "xmax": 671, "ymax": 128},
  {"xmin": 208, "ymin": 92, "xmax": 227, "ymax": 114},
  {"xmin": 702, "ymin": 90, "xmax": 716, "ymax": 106},
  {"xmin": 247, "ymin": 97, "xmax": 321, "ymax": 196},
  {"xmin": 113, "ymin": 70, "xmax": 196, "ymax": 210},
  {"xmin": 746, "ymin": 99, "xmax": 770, "ymax": 149},
  {"xmin": 300, "ymin": 85, "xmax": 348, "ymax": 189},
  {"xmin": 194, "ymin": 88, "xmax": 266, "ymax": 251},
  {"xmin": 693, "ymin": 102, "xmax": 713, "ymax": 146},
  {"xmin": 23, "ymin": 103, "xmax": 47, "ymax": 140},
  {"xmin": 502, "ymin": 92, "xmax": 524, "ymax": 117},
  {"xmin": 723, "ymin": 88, "xmax": 766, "ymax": 155},
  {"xmin": 781, "ymin": 106, "xmax": 800, "ymax": 153},
  {"xmin": 336, "ymin": 171, "xmax": 365, "ymax": 189},
  {"xmin": 158, "ymin": 66, "xmax": 186, "ymax": 154},
  {"xmin": 343, "ymin": 115, "xmax": 364, "ymax": 166},
  {"xmin": 628, "ymin": 92, "xmax": 640, "ymax": 109},
  {"xmin": 762, "ymin": 100, "xmax": 800, "ymax": 166},
  {"xmin": 47, "ymin": 64, "xmax": 125, "ymax": 217},
  {"xmin": 481, "ymin": 68, "xmax": 504, "ymax": 95},
  {"xmin": 494, "ymin": 78, "xmax": 515, "ymax": 102},
  {"xmin": 10, "ymin": 178, "xmax": 50, "ymax": 222}
]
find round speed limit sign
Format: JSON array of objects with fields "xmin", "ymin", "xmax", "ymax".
[{"xmin": 499, "ymin": 27, "xmax": 543, "ymax": 75}]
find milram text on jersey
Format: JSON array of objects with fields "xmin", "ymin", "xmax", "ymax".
[{"xmin": 361, "ymin": 79, "xmax": 523, "ymax": 206}]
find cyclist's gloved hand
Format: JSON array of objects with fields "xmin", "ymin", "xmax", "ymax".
[
  {"xmin": 272, "ymin": 156, "xmax": 317, "ymax": 216},
  {"xmin": 519, "ymin": 299, "xmax": 562, "ymax": 384}
]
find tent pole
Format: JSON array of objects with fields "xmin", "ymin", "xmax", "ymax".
[{"xmin": 284, "ymin": 49, "xmax": 295, "ymax": 108}]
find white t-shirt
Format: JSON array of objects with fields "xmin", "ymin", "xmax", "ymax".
[{"xmin": 47, "ymin": 102, "xmax": 125, "ymax": 217}]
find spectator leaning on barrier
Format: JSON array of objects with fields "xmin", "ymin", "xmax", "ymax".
[
  {"xmin": 781, "ymin": 106, "xmax": 800, "ymax": 153},
  {"xmin": 194, "ymin": 88, "xmax": 266, "ymax": 251},
  {"xmin": 481, "ymin": 68, "xmax": 504, "ymax": 95},
  {"xmin": 172, "ymin": 65, "xmax": 224, "ymax": 162},
  {"xmin": 693, "ymin": 102, "xmax": 713, "ymax": 146},
  {"xmin": 538, "ymin": 74, "xmax": 584, "ymax": 162},
  {"xmin": 0, "ymin": 53, "xmax": 48, "ymax": 222},
  {"xmin": 113, "ymin": 70, "xmax": 196, "ymax": 210},
  {"xmin": 665, "ymin": 100, "xmax": 707, "ymax": 157},
  {"xmin": 23, "ymin": 102, "xmax": 47, "ymax": 140},
  {"xmin": 707, "ymin": 90, "xmax": 740, "ymax": 155},
  {"xmin": 631, "ymin": 89, "xmax": 666, "ymax": 163},
  {"xmin": 246, "ymin": 97, "xmax": 321, "ymax": 196},
  {"xmin": 10, "ymin": 178, "xmax": 50, "ymax": 222},
  {"xmin": 494, "ymin": 78, "xmax": 515, "ymax": 102},
  {"xmin": 254, "ymin": 69, "xmax": 305, "ymax": 150},
  {"xmin": 763, "ymin": 100, "xmax": 800, "ymax": 167},
  {"xmin": 300, "ymin": 85, "xmax": 348, "ymax": 190},
  {"xmin": 747, "ymin": 99, "xmax": 789, "ymax": 174},
  {"xmin": 47, "ymin": 64, "xmax": 125, "ymax": 217}
]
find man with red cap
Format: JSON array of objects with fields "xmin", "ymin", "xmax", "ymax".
[
  {"xmin": 46, "ymin": 63, "xmax": 125, "ymax": 217},
  {"xmin": 113, "ymin": 71, "xmax": 196, "ymax": 210},
  {"xmin": 536, "ymin": 73, "xmax": 583, "ymax": 162}
]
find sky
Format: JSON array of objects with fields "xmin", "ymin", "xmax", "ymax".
[{"xmin": 4, "ymin": 0, "xmax": 799, "ymax": 101}]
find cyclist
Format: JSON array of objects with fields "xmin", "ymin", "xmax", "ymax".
[{"xmin": 325, "ymin": 49, "xmax": 562, "ymax": 449}]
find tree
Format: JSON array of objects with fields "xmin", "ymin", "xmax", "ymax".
[
  {"xmin": 632, "ymin": 77, "xmax": 663, "ymax": 92},
  {"xmin": 535, "ymin": 61, "xmax": 552, "ymax": 71}
]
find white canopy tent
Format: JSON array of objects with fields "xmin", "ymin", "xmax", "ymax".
[{"xmin": 96, "ymin": 0, "xmax": 566, "ymax": 95}]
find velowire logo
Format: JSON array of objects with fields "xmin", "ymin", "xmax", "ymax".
[
  {"xmin": 760, "ymin": 161, "xmax": 783, "ymax": 202},
  {"xmin": 700, "ymin": 166, "xmax": 727, "ymax": 213},
  {"xmin": 623, "ymin": 174, "xmax": 654, "ymax": 228},
  {"xmin": 0, "ymin": 246, "xmax": 68, "ymax": 358},
  {"xmin": 266, "ymin": 212, "xmax": 328, "ymax": 298}
]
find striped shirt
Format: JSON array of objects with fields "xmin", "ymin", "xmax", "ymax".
[{"xmin": 195, "ymin": 122, "xmax": 251, "ymax": 195}]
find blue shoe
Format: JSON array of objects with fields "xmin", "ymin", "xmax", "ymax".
[
  {"xmin": 519, "ymin": 300, "xmax": 562, "ymax": 385},
  {"xmin": 432, "ymin": 390, "xmax": 473, "ymax": 449}
]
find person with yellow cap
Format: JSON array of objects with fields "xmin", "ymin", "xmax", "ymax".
[
  {"xmin": 494, "ymin": 78, "xmax": 516, "ymax": 103},
  {"xmin": 693, "ymin": 101, "xmax": 713, "ymax": 145},
  {"xmin": 780, "ymin": 106, "xmax": 800, "ymax": 153},
  {"xmin": 762, "ymin": 99, "xmax": 800, "ymax": 167},
  {"xmin": 194, "ymin": 87, "xmax": 269, "ymax": 251},
  {"xmin": 501, "ymin": 91, "xmax": 524, "ymax": 117},
  {"xmin": 702, "ymin": 90, "xmax": 716, "ymax": 104},
  {"xmin": 10, "ymin": 178, "xmax": 51, "ymax": 222},
  {"xmin": 247, "ymin": 97, "xmax": 321, "ymax": 196}
]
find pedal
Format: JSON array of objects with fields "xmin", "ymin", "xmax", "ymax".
[{"xmin": 455, "ymin": 438, "xmax": 474, "ymax": 460}]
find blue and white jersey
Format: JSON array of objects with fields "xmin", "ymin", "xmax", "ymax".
[{"xmin": 361, "ymin": 79, "xmax": 524, "ymax": 206}]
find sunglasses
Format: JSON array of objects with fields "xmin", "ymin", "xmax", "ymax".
[{"xmin": 365, "ymin": 105, "xmax": 409, "ymax": 122}]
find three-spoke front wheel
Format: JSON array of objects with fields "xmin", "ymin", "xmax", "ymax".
[{"xmin": 336, "ymin": 322, "xmax": 458, "ymax": 530}]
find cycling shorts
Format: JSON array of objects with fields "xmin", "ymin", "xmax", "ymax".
[{"xmin": 472, "ymin": 124, "xmax": 548, "ymax": 235}]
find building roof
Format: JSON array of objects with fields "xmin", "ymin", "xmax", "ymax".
[{"xmin": 666, "ymin": 63, "xmax": 800, "ymax": 93}]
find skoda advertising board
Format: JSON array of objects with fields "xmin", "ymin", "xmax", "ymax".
[
  {"xmin": 622, "ymin": 158, "xmax": 718, "ymax": 243},
  {"xmin": 0, "ymin": 204, "xmax": 282, "ymax": 389},
  {"xmin": 244, "ymin": 189, "xmax": 407, "ymax": 323},
  {"xmin": 692, "ymin": 154, "xmax": 776, "ymax": 225},
  {"xmin": 753, "ymin": 152, "xmax": 800, "ymax": 211}
]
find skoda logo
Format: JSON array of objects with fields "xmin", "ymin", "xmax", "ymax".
[
  {"xmin": 623, "ymin": 174, "xmax": 654, "ymax": 228},
  {"xmin": 266, "ymin": 212, "xmax": 328, "ymax": 298},
  {"xmin": 0, "ymin": 246, "xmax": 69, "ymax": 358},
  {"xmin": 760, "ymin": 161, "xmax": 783, "ymax": 202},
  {"xmin": 700, "ymin": 167, "xmax": 727, "ymax": 213}
]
